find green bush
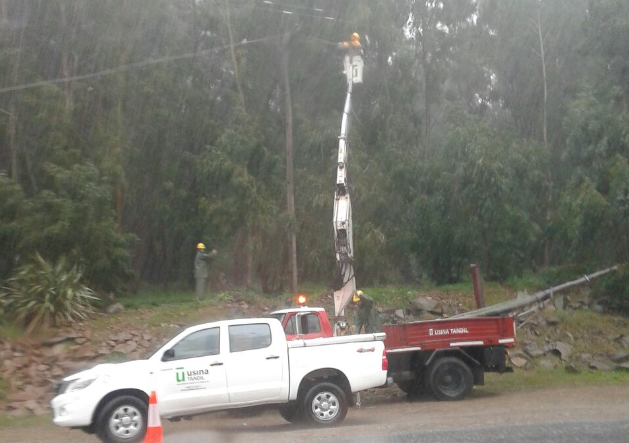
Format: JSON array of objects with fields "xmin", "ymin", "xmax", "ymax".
[
  {"xmin": 0, "ymin": 254, "xmax": 99, "ymax": 333},
  {"xmin": 598, "ymin": 264, "xmax": 629, "ymax": 312}
]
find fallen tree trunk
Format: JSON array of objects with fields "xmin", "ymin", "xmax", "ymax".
[{"xmin": 450, "ymin": 266, "xmax": 619, "ymax": 319}]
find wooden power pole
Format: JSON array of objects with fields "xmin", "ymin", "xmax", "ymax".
[{"xmin": 282, "ymin": 31, "xmax": 298, "ymax": 294}]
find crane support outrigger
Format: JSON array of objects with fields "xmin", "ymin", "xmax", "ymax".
[{"xmin": 333, "ymin": 33, "xmax": 364, "ymax": 321}]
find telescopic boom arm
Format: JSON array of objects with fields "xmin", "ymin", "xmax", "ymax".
[{"xmin": 333, "ymin": 34, "xmax": 363, "ymax": 318}]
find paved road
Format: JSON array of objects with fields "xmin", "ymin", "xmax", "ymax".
[
  {"xmin": 329, "ymin": 420, "xmax": 629, "ymax": 443},
  {"xmin": 2, "ymin": 385, "xmax": 629, "ymax": 443}
]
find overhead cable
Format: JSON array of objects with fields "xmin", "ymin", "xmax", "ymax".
[{"xmin": 0, "ymin": 34, "xmax": 280, "ymax": 95}]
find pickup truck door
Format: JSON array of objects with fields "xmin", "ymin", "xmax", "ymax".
[
  {"xmin": 224, "ymin": 322, "xmax": 287, "ymax": 404},
  {"xmin": 156, "ymin": 327, "xmax": 229, "ymax": 415}
]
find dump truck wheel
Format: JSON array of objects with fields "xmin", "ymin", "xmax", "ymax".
[
  {"xmin": 397, "ymin": 375, "xmax": 425, "ymax": 399},
  {"xmin": 429, "ymin": 356, "xmax": 473, "ymax": 401}
]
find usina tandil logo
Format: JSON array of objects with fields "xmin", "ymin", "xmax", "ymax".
[
  {"xmin": 176, "ymin": 367, "xmax": 185, "ymax": 383},
  {"xmin": 176, "ymin": 367, "xmax": 209, "ymax": 383}
]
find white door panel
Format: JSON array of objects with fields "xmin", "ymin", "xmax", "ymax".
[
  {"xmin": 225, "ymin": 323, "xmax": 286, "ymax": 404},
  {"xmin": 156, "ymin": 327, "xmax": 229, "ymax": 415}
]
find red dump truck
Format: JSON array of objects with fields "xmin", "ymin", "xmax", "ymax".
[{"xmin": 270, "ymin": 306, "xmax": 515, "ymax": 401}]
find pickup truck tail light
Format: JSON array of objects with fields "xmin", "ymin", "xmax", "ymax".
[{"xmin": 382, "ymin": 349, "xmax": 388, "ymax": 371}]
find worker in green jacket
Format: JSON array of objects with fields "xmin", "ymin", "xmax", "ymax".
[
  {"xmin": 352, "ymin": 290, "xmax": 382, "ymax": 334},
  {"xmin": 194, "ymin": 242, "xmax": 217, "ymax": 300}
]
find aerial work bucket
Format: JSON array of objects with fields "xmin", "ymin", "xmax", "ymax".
[
  {"xmin": 344, "ymin": 55, "xmax": 364, "ymax": 84},
  {"xmin": 339, "ymin": 32, "xmax": 364, "ymax": 84}
]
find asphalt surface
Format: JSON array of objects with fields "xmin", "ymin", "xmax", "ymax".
[
  {"xmin": 2, "ymin": 385, "xmax": 629, "ymax": 443},
  {"xmin": 331, "ymin": 420, "xmax": 629, "ymax": 443}
]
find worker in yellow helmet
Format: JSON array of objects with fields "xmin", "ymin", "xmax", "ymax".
[
  {"xmin": 338, "ymin": 32, "xmax": 363, "ymax": 54},
  {"xmin": 194, "ymin": 242, "xmax": 217, "ymax": 301},
  {"xmin": 352, "ymin": 290, "xmax": 381, "ymax": 334},
  {"xmin": 351, "ymin": 32, "xmax": 361, "ymax": 47}
]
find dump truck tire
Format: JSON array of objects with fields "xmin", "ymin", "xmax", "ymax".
[{"xmin": 428, "ymin": 356, "xmax": 473, "ymax": 401}]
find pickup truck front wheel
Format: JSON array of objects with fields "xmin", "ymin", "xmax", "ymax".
[
  {"xmin": 302, "ymin": 382, "xmax": 348, "ymax": 426},
  {"xmin": 96, "ymin": 395, "xmax": 147, "ymax": 443},
  {"xmin": 428, "ymin": 356, "xmax": 473, "ymax": 401}
]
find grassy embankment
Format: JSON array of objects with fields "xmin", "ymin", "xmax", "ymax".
[{"xmin": 1, "ymin": 273, "xmax": 628, "ymax": 428}]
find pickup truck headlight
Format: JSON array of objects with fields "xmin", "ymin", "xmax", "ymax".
[{"xmin": 66, "ymin": 376, "xmax": 98, "ymax": 393}]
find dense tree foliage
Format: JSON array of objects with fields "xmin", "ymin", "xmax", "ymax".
[{"xmin": 1, "ymin": 0, "xmax": 628, "ymax": 299}]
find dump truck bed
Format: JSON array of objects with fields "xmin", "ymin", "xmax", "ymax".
[{"xmin": 383, "ymin": 316, "xmax": 515, "ymax": 353}]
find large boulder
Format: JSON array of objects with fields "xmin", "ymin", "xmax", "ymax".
[
  {"xmin": 523, "ymin": 341, "xmax": 544, "ymax": 358},
  {"xmin": 552, "ymin": 341, "xmax": 572, "ymax": 361},
  {"xmin": 564, "ymin": 363, "xmax": 580, "ymax": 373},
  {"xmin": 113, "ymin": 341, "xmax": 137, "ymax": 355},
  {"xmin": 411, "ymin": 296, "xmax": 439, "ymax": 313},
  {"xmin": 106, "ymin": 302, "xmax": 125, "ymax": 315},
  {"xmin": 589, "ymin": 359, "xmax": 612, "ymax": 371},
  {"xmin": 610, "ymin": 352, "xmax": 629, "ymax": 363}
]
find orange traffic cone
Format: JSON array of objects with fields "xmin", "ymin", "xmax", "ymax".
[{"xmin": 144, "ymin": 391, "xmax": 163, "ymax": 443}]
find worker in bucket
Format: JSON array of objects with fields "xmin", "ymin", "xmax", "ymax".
[
  {"xmin": 352, "ymin": 290, "xmax": 382, "ymax": 334},
  {"xmin": 338, "ymin": 32, "xmax": 363, "ymax": 53},
  {"xmin": 194, "ymin": 243, "xmax": 217, "ymax": 300}
]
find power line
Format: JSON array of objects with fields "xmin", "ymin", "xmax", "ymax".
[
  {"xmin": 217, "ymin": 1, "xmax": 348, "ymax": 23},
  {"xmin": 258, "ymin": 0, "xmax": 339, "ymax": 16},
  {"xmin": 0, "ymin": 35, "xmax": 280, "ymax": 95}
]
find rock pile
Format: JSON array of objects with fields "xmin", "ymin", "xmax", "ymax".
[
  {"xmin": 0, "ymin": 325, "xmax": 160, "ymax": 418},
  {"xmin": 513, "ymin": 313, "xmax": 629, "ymax": 373},
  {"xmin": 379, "ymin": 295, "xmax": 467, "ymax": 324}
]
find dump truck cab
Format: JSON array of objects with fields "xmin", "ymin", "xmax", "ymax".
[{"xmin": 269, "ymin": 307, "xmax": 333, "ymax": 341}]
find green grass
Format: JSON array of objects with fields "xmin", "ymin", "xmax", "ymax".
[
  {"xmin": 101, "ymin": 352, "xmax": 127, "ymax": 363},
  {"xmin": 482, "ymin": 367, "xmax": 629, "ymax": 394},
  {"xmin": 0, "ymin": 414, "xmax": 51, "ymax": 429},
  {"xmin": 505, "ymin": 273, "xmax": 549, "ymax": 292},
  {"xmin": 0, "ymin": 322, "xmax": 24, "ymax": 341},
  {"xmin": 117, "ymin": 286, "xmax": 198, "ymax": 309},
  {"xmin": 539, "ymin": 308, "xmax": 628, "ymax": 356},
  {"xmin": 0, "ymin": 375, "xmax": 7, "ymax": 401}
]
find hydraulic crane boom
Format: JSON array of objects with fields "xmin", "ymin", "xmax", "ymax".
[{"xmin": 333, "ymin": 33, "xmax": 364, "ymax": 318}]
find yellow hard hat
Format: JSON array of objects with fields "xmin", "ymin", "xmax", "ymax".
[
  {"xmin": 352, "ymin": 290, "xmax": 363, "ymax": 303},
  {"xmin": 197, "ymin": 243, "xmax": 206, "ymax": 249},
  {"xmin": 352, "ymin": 32, "xmax": 360, "ymax": 40}
]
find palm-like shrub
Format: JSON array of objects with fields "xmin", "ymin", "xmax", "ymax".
[{"xmin": 0, "ymin": 254, "xmax": 98, "ymax": 333}]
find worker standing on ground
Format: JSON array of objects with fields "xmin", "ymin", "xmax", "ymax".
[
  {"xmin": 352, "ymin": 290, "xmax": 382, "ymax": 334},
  {"xmin": 194, "ymin": 243, "xmax": 217, "ymax": 301}
]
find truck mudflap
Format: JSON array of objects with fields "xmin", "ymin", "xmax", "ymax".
[{"xmin": 483, "ymin": 346, "xmax": 510, "ymax": 373}]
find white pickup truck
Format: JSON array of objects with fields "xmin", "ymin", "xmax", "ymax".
[{"xmin": 51, "ymin": 318, "xmax": 388, "ymax": 443}]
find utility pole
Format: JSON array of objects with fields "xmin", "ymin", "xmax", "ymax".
[{"xmin": 282, "ymin": 31, "xmax": 298, "ymax": 295}]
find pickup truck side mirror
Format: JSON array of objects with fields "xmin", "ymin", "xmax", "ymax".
[{"xmin": 162, "ymin": 349, "xmax": 175, "ymax": 362}]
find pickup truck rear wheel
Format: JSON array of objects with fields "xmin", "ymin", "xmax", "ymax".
[
  {"xmin": 302, "ymin": 382, "xmax": 348, "ymax": 426},
  {"xmin": 96, "ymin": 395, "xmax": 147, "ymax": 443},
  {"xmin": 428, "ymin": 357, "xmax": 473, "ymax": 401}
]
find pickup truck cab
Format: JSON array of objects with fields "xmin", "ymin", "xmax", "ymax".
[{"xmin": 51, "ymin": 318, "xmax": 388, "ymax": 443}]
